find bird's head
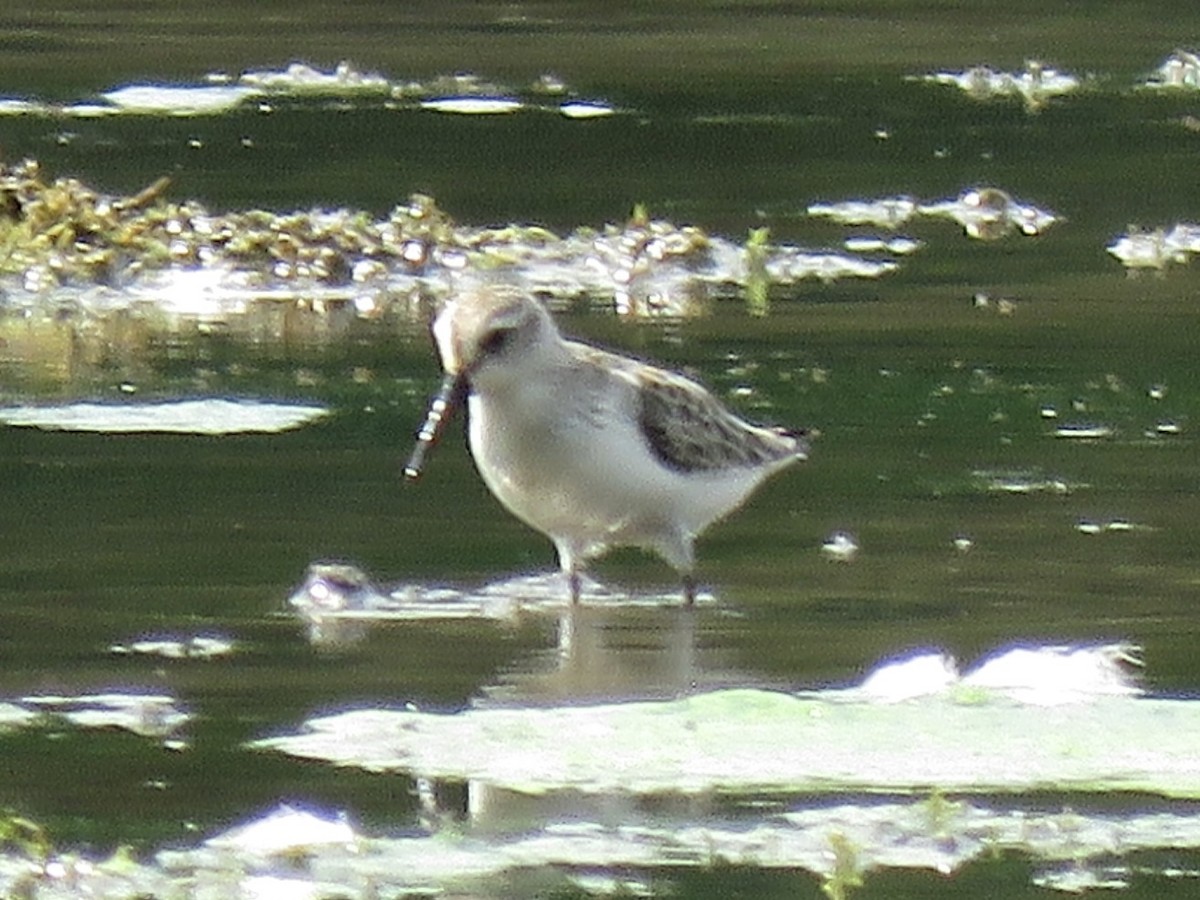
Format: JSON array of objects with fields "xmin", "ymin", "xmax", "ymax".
[{"xmin": 432, "ymin": 286, "xmax": 561, "ymax": 388}]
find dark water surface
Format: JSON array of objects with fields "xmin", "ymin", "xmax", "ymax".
[{"xmin": 1, "ymin": 2, "xmax": 1200, "ymax": 897}]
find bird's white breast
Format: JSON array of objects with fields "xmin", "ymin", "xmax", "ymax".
[{"xmin": 466, "ymin": 376, "xmax": 773, "ymax": 555}]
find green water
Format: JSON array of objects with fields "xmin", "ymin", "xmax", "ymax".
[{"xmin": 1, "ymin": 2, "xmax": 1199, "ymax": 896}]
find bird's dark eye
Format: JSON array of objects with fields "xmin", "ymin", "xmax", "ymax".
[{"xmin": 479, "ymin": 326, "xmax": 515, "ymax": 357}]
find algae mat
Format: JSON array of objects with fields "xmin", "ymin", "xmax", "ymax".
[{"xmin": 254, "ymin": 685, "xmax": 1200, "ymax": 798}]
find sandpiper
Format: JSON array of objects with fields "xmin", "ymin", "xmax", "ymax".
[{"xmin": 406, "ymin": 286, "xmax": 809, "ymax": 604}]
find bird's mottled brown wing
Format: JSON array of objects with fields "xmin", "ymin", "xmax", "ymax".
[{"xmin": 630, "ymin": 364, "xmax": 806, "ymax": 474}]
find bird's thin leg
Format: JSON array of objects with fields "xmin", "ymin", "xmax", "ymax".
[
  {"xmin": 556, "ymin": 541, "xmax": 583, "ymax": 605},
  {"xmin": 682, "ymin": 573, "xmax": 697, "ymax": 607},
  {"xmin": 661, "ymin": 532, "xmax": 698, "ymax": 607}
]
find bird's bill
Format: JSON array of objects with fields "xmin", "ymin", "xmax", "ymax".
[
  {"xmin": 431, "ymin": 301, "xmax": 463, "ymax": 375},
  {"xmin": 403, "ymin": 372, "xmax": 465, "ymax": 481},
  {"xmin": 793, "ymin": 429, "xmax": 812, "ymax": 461}
]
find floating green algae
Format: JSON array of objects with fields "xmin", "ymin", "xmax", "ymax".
[{"xmin": 253, "ymin": 685, "xmax": 1200, "ymax": 798}]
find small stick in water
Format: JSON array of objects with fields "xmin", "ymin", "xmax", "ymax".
[{"xmin": 404, "ymin": 373, "xmax": 463, "ymax": 481}]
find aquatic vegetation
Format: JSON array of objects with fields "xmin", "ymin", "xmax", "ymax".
[
  {"xmin": 1074, "ymin": 517, "xmax": 1151, "ymax": 535},
  {"xmin": 971, "ymin": 291, "xmax": 1017, "ymax": 314},
  {"xmin": 204, "ymin": 804, "xmax": 359, "ymax": 856},
  {"xmin": 919, "ymin": 60, "xmax": 1081, "ymax": 111},
  {"xmin": 821, "ymin": 832, "xmax": 864, "ymax": 900},
  {"xmin": 918, "ymin": 188, "xmax": 1059, "ymax": 239},
  {"xmin": 968, "ymin": 468, "xmax": 1079, "ymax": 495},
  {"xmin": 857, "ymin": 652, "xmax": 957, "ymax": 702},
  {"xmin": 559, "ymin": 100, "xmax": 616, "ymax": 119},
  {"xmin": 166, "ymin": 644, "xmax": 1195, "ymax": 892},
  {"xmin": 234, "ymin": 61, "xmax": 391, "ymax": 94},
  {"xmin": 396, "ymin": 70, "xmax": 519, "ymax": 102},
  {"xmin": 0, "ymin": 160, "xmax": 905, "ymax": 340},
  {"xmin": 0, "ymin": 18, "xmax": 1198, "ymax": 900},
  {"xmin": 6, "ymin": 692, "xmax": 190, "ymax": 744},
  {"xmin": 1141, "ymin": 49, "xmax": 1200, "ymax": 90},
  {"xmin": 4, "ymin": 794, "xmax": 1200, "ymax": 899},
  {"xmin": 810, "ymin": 188, "xmax": 1058, "ymax": 239},
  {"xmin": 0, "ymin": 159, "xmax": 174, "ymax": 281},
  {"xmin": 288, "ymin": 563, "xmax": 717, "ymax": 647},
  {"xmin": 100, "ymin": 84, "xmax": 259, "ymax": 116},
  {"xmin": 764, "ymin": 247, "xmax": 899, "ymax": 284},
  {"xmin": 842, "ymin": 234, "xmax": 922, "ymax": 255},
  {"xmin": 0, "ymin": 811, "xmax": 51, "ymax": 863},
  {"xmin": 820, "ymin": 531, "xmax": 859, "ymax": 562},
  {"xmin": 743, "ymin": 226, "xmax": 772, "ymax": 316},
  {"xmin": 1107, "ymin": 223, "xmax": 1200, "ymax": 270},
  {"xmin": 0, "ymin": 64, "xmax": 618, "ymax": 121},
  {"xmin": 857, "ymin": 644, "xmax": 1141, "ymax": 705},
  {"xmin": 419, "ymin": 96, "xmax": 524, "ymax": 114},
  {"xmin": 807, "ymin": 195, "xmax": 917, "ymax": 229},
  {"xmin": 252, "ymin": 643, "xmax": 1165, "ymax": 790},
  {"xmin": 1053, "ymin": 423, "xmax": 1115, "ymax": 439},
  {"xmin": 108, "ymin": 635, "xmax": 235, "ymax": 659},
  {"xmin": 0, "ymin": 99, "xmax": 39, "ymax": 116},
  {"xmin": 0, "ymin": 398, "xmax": 329, "ymax": 433}
]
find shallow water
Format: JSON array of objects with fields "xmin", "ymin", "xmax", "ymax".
[{"xmin": 2, "ymin": 3, "xmax": 1200, "ymax": 897}]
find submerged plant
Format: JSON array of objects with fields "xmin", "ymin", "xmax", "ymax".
[
  {"xmin": 0, "ymin": 808, "xmax": 52, "ymax": 862},
  {"xmin": 744, "ymin": 226, "xmax": 771, "ymax": 316},
  {"xmin": 821, "ymin": 831, "xmax": 865, "ymax": 900},
  {"xmin": 920, "ymin": 788, "xmax": 966, "ymax": 841}
]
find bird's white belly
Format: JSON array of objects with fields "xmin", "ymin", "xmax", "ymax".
[{"xmin": 467, "ymin": 392, "xmax": 763, "ymax": 553}]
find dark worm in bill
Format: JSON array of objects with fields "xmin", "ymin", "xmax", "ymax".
[{"xmin": 404, "ymin": 373, "xmax": 465, "ymax": 481}]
